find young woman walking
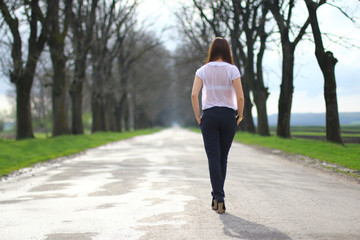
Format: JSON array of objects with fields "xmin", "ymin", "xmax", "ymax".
[{"xmin": 191, "ymin": 37, "xmax": 244, "ymax": 214}]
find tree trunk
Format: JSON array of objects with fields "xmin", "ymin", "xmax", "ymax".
[
  {"xmin": 115, "ymin": 101, "xmax": 122, "ymax": 132},
  {"xmin": 231, "ymin": 41, "xmax": 255, "ymax": 133},
  {"xmin": 117, "ymin": 93, "xmax": 127, "ymax": 131},
  {"xmin": 106, "ymin": 94, "xmax": 117, "ymax": 131},
  {"xmin": 267, "ymin": 0, "xmax": 310, "ymax": 139},
  {"xmin": 69, "ymin": 50, "xmax": 86, "ymax": 135},
  {"xmin": 51, "ymin": 50, "xmax": 70, "ymax": 136},
  {"xmin": 69, "ymin": 0, "xmax": 98, "ymax": 134},
  {"xmin": 49, "ymin": 0, "xmax": 70, "ymax": 137},
  {"xmin": 15, "ymin": 78, "xmax": 34, "ymax": 139},
  {"xmin": 124, "ymin": 100, "xmax": 130, "ymax": 131},
  {"xmin": 277, "ymin": 44, "xmax": 294, "ymax": 138},
  {"xmin": 70, "ymin": 78, "xmax": 84, "ymax": 134},
  {"xmin": 323, "ymin": 52, "xmax": 342, "ymax": 143},
  {"xmin": 253, "ymin": 90, "xmax": 270, "ymax": 136},
  {"xmin": 91, "ymin": 91, "xmax": 107, "ymax": 132},
  {"xmin": 241, "ymin": 79, "xmax": 256, "ymax": 133},
  {"xmin": 255, "ymin": 7, "xmax": 270, "ymax": 136},
  {"xmin": 305, "ymin": 0, "xmax": 342, "ymax": 143}
]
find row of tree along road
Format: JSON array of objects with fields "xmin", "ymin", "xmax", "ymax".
[{"xmin": 0, "ymin": 0, "xmax": 356, "ymax": 144}]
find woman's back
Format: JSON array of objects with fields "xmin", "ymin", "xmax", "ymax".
[{"xmin": 196, "ymin": 61, "xmax": 240, "ymax": 110}]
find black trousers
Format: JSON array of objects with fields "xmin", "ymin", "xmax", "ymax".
[{"xmin": 200, "ymin": 107, "xmax": 237, "ymax": 202}]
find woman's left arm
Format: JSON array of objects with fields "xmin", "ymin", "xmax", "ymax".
[
  {"xmin": 191, "ymin": 75, "xmax": 203, "ymax": 125},
  {"xmin": 233, "ymin": 77, "xmax": 244, "ymax": 125}
]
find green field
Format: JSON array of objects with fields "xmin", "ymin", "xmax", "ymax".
[
  {"xmin": 270, "ymin": 125, "xmax": 360, "ymax": 138},
  {"xmin": 0, "ymin": 129, "xmax": 160, "ymax": 176}
]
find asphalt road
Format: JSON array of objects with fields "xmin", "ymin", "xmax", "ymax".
[{"xmin": 1, "ymin": 128, "xmax": 360, "ymax": 240}]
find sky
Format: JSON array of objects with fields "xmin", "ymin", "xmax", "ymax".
[{"xmin": 1, "ymin": 0, "xmax": 359, "ymax": 117}]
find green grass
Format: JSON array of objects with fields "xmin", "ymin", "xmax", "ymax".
[
  {"xmin": 234, "ymin": 132, "xmax": 360, "ymax": 171},
  {"xmin": 0, "ymin": 129, "xmax": 160, "ymax": 176},
  {"xmin": 290, "ymin": 131, "xmax": 360, "ymax": 137}
]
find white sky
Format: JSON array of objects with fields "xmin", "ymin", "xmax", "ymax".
[{"xmin": 1, "ymin": 0, "xmax": 359, "ymax": 117}]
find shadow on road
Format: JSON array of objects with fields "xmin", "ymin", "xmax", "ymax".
[{"xmin": 220, "ymin": 213, "xmax": 291, "ymax": 240}]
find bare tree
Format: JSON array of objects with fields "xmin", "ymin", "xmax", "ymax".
[
  {"xmin": 215, "ymin": 0, "xmax": 256, "ymax": 133},
  {"xmin": 115, "ymin": 27, "xmax": 162, "ymax": 131},
  {"xmin": 0, "ymin": 0, "xmax": 49, "ymax": 139},
  {"xmin": 48, "ymin": 0, "xmax": 72, "ymax": 136},
  {"xmin": 130, "ymin": 41, "xmax": 173, "ymax": 129},
  {"xmin": 68, "ymin": 0, "xmax": 98, "ymax": 134},
  {"xmin": 90, "ymin": 0, "xmax": 137, "ymax": 132},
  {"xmin": 223, "ymin": 0, "xmax": 271, "ymax": 135},
  {"xmin": 265, "ymin": 0, "xmax": 310, "ymax": 138},
  {"xmin": 305, "ymin": 0, "xmax": 342, "ymax": 143}
]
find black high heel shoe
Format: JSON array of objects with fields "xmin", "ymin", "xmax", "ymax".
[{"xmin": 217, "ymin": 201, "xmax": 226, "ymax": 214}]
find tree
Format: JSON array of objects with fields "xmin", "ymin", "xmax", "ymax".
[
  {"xmin": 90, "ymin": 0, "xmax": 137, "ymax": 132},
  {"xmin": 115, "ymin": 28, "xmax": 161, "ymax": 131},
  {"xmin": 31, "ymin": 54, "xmax": 53, "ymax": 136},
  {"xmin": 68, "ymin": 0, "xmax": 98, "ymax": 134},
  {"xmin": 266, "ymin": 0, "xmax": 310, "ymax": 138},
  {"xmin": 305, "ymin": 0, "xmax": 342, "ymax": 143},
  {"xmin": 48, "ymin": 0, "xmax": 72, "ymax": 136},
  {"xmin": 0, "ymin": 0, "xmax": 49, "ymax": 139},
  {"xmin": 225, "ymin": 0, "xmax": 271, "ymax": 135},
  {"xmin": 219, "ymin": 0, "xmax": 256, "ymax": 133}
]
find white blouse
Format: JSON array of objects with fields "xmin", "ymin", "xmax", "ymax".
[{"xmin": 195, "ymin": 61, "xmax": 241, "ymax": 111}]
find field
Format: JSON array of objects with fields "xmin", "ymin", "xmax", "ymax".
[{"xmin": 270, "ymin": 125, "xmax": 360, "ymax": 144}]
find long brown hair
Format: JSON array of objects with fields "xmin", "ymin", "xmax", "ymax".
[{"xmin": 205, "ymin": 37, "xmax": 234, "ymax": 65}]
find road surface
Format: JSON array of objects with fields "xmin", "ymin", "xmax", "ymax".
[{"xmin": 1, "ymin": 128, "xmax": 360, "ymax": 240}]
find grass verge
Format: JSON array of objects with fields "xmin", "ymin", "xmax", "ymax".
[
  {"xmin": 0, "ymin": 129, "xmax": 160, "ymax": 176},
  {"xmin": 234, "ymin": 132, "xmax": 360, "ymax": 172}
]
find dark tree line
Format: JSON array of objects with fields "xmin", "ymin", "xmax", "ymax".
[
  {"xmin": 0, "ymin": 0, "xmax": 173, "ymax": 140},
  {"xmin": 176, "ymin": 0, "xmax": 346, "ymax": 144}
]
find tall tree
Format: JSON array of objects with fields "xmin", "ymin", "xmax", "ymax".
[
  {"xmin": 115, "ymin": 28, "xmax": 161, "ymax": 131},
  {"xmin": 266, "ymin": 0, "xmax": 310, "ymax": 138},
  {"xmin": 90, "ymin": 0, "xmax": 137, "ymax": 132},
  {"xmin": 228, "ymin": 0, "xmax": 270, "ymax": 135},
  {"xmin": 0, "ymin": 0, "xmax": 49, "ymax": 139},
  {"xmin": 222, "ymin": 0, "xmax": 256, "ymax": 133},
  {"xmin": 130, "ymin": 42, "xmax": 173, "ymax": 129},
  {"xmin": 69, "ymin": 0, "xmax": 98, "ymax": 134},
  {"xmin": 305, "ymin": 0, "xmax": 342, "ymax": 143},
  {"xmin": 48, "ymin": 0, "xmax": 72, "ymax": 136}
]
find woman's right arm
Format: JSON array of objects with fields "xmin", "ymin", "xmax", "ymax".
[
  {"xmin": 233, "ymin": 77, "xmax": 244, "ymax": 125},
  {"xmin": 191, "ymin": 75, "xmax": 203, "ymax": 125}
]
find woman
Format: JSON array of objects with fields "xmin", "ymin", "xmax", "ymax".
[{"xmin": 191, "ymin": 37, "xmax": 244, "ymax": 214}]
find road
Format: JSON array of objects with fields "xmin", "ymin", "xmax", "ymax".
[{"xmin": 1, "ymin": 128, "xmax": 360, "ymax": 240}]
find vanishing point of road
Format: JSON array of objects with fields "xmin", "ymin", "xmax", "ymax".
[{"xmin": 1, "ymin": 128, "xmax": 360, "ymax": 240}]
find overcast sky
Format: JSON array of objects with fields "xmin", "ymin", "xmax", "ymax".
[{"xmin": 1, "ymin": 0, "xmax": 359, "ymax": 117}]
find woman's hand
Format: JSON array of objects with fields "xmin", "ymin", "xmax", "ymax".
[
  {"xmin": 236, "ymin": 116, "xmax": 243, "ymax": 126},
  {"xmin": 197, "ymin": 116, "xmax": 202, "ymax": 126}
]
